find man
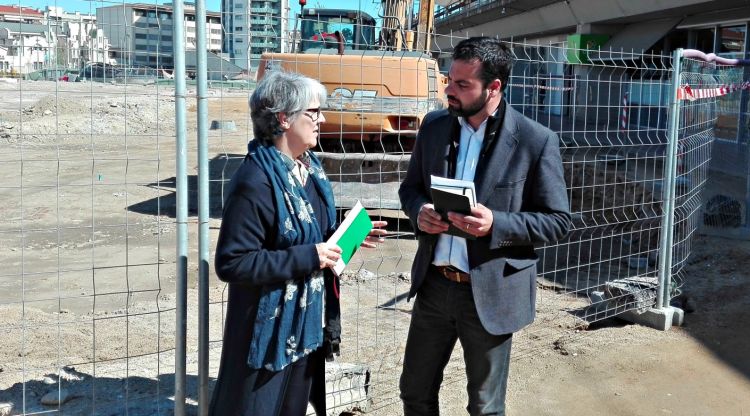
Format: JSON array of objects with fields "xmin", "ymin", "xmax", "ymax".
[{"xmin": 398, "ymin": 37, "xmax": 571, "ymax": 415}]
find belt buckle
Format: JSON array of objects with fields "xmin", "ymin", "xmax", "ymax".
[{"xmin": 444, "ymin": 267, "xmax": 461, "ymax": 283}]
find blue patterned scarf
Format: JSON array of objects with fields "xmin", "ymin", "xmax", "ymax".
[{"xmin": 246, "ymin": 140, "xmax": 336, "ymax": 371}]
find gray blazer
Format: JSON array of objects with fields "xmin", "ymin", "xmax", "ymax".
[{"xmin": 399, "ymin": 103, "xmax": 571, "ymax": 335}]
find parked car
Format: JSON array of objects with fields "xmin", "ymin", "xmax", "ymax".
[
  {"xmin": 26, "ymin": 67, "xmax": 78, "ymax": 82},
  {"xmin": 58, "ymin": 71, "xmax": 79, "ymax": 82},
  {"xmin": 77, "ymin": 63, "xmax": 119, "ymax": 82}
]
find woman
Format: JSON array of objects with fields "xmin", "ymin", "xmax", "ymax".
[{"xmin": 209, "ymin": 70, "xmax": 387, "ymax": 415}]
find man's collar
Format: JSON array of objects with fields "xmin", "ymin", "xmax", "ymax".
[
  {"xmin": 457, "ymin": 99, "xmax": 505, "ymax": 130},
  {"xmin": 488, "ymin": 98, "xmax": 505, "ymax": 123}
]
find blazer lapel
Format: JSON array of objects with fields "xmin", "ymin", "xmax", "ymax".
[
  {"xmin": 431, "ymin": 117, "xmax": 461, "ymax": 179},
  {"xmin": 476, "ymin": 106, "xmax": 520, "ymax": 205}
]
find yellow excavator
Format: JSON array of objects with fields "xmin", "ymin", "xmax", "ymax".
[{"xmin": 256, "ymin": 0, "xmax": 444, "ymax": 153}]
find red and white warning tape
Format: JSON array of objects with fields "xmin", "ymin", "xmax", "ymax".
[
  {"xmin": 621, "ymin": 91, "xmax": 629, "ymax": 130},
  {"xmin": 511, "ymin": 84, "xmax": 574, "ymax": 91},
  {"xmin": 677, "ymin": 82, "xmax": 750, "ymax": 101}
]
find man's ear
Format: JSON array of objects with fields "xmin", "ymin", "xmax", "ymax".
[
  {"xmin": 277, "ymin": 112, "xmax": 290, "ymax": 129},
  {"xmin": 488, "ymin": 79, "xmax": 502, "ymax": 97}
]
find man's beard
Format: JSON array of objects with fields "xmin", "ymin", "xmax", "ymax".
[{"xmin": 447, "ymin": 89, "xmax": 487, "ymax": 118}]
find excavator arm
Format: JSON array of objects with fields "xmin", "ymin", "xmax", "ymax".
[
  {"xmin": 380, "ymin": 0, "xmax": 435, "ymax": 53},
  {"xmin": 413, "ymin": 0, "xmax": 435, "ymax": 53}
]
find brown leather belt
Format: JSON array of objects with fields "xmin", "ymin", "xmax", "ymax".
[{"xmin": 433, "ymin": 265, "xmax": 471, "ymax": 284}]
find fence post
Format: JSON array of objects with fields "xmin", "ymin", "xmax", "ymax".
[
  {"xmin": 657, "ymin": 48, "xmax": 683, "ymax": 310},
  {"xmin": 195, "ymin": 0, "xmax": 210, "ymax": 413},
  {"xmin": 172, "ymin": 0, "xmax": 189, "ymax": 414},
  {"xmin": 742, "ymin": 63, "xmax": 750, "ymax": 229}
]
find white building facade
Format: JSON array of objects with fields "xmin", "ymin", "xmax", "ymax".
[
  {"xmin": 0, "ymin": 5, "xmax": 51, "ymax": 74},
  {"xmin": 0, "ymin": 22, "xmax": 54, "ymax": 74},
  {"xmin": 97, "ymin": 3, "xmax": 222, "ymax": 69},
  {"xmin": 222, "ymin": 0, "xmax": 289, "ymax": 70},
  {"xmin": 45, "ymin": 6, "xmax": 111, "ymax": 69},
  {"xmin": 0, "ymin": 5, "xmax": 44, "ymax": 24}
]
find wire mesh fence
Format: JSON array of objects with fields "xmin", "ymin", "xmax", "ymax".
[
  {"xmin": 0, "ymin": 2, "xmax": 737, "ymax": 415},
  {"xmin": 0, "ymin": 52, "xmax": 181, "ymax": 416},
  {"xmin": 698, "ymin": 54, "xmax": 750, "ymax": 234}
]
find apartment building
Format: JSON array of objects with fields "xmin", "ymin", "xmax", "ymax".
[
  {"xmin": 222, "ymin": 0, "xmax": 289, "ymax": 70},
  {"xmin": 46, "ymin": 6, "xmax": 110, "ymax": 69},
  {"xmin": 0, "ymin": 5, "xmax": 43, "ymax": 24},
  {"xmin": 0, "ymin": 22, "xmax": 53, "ymax": 74},
  {"xmin": 97, "ymin": 2, "xmax": 222, "ymax": 69},
  {"xmin": 0, "ymin": 5, "xmax": 49, "ymax": 73}
]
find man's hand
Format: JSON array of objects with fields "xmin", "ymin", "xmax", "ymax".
[
  {"xmin": 447, "ymin": 203, "xmax": 493, "ymax": 238},
  {"xmin": 417, "ymin": 203, "xmax": 450, "ymax": 234},
  {"xmin": 316, "ymin": 242, "xmax": 342, "ymax": 270}
]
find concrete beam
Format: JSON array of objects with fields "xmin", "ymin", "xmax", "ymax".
[
  {"xmin": 434, "ymin": 0, "xmax": 719, "ymax": 50},
  {"xmin": 619, "ymin": 306, "xmax": 685, "ymax": 331}
]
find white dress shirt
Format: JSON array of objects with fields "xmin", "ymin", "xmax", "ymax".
[{"xmin": 432, "ymin": 116, "xmax": 489, "ymax": 272}]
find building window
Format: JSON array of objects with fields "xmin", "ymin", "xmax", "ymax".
[
  {"xmin": 135, "ymin": 10, "xmax": 146, "ymax": 17},
  {"xmin": 719, "ymin": 25, "xmax": 746, "ymax": 54},
  {"xmin": 235, "ymin": 26, "xmax": 243, "ymax": 31},
  {"xmin": 134, "ymin": 21, "xmax": 160, "ymax": 28},
  {"xmin": 691, "ymin": 27, "xmax": 715, "ymax": 53}
]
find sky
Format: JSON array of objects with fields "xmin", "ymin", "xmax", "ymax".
[{"xmin": 15, "ymin": 0, "xmax": 382, "ymax": 16}]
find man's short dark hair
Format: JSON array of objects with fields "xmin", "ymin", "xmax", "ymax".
[{"xmin": 452, "ymin": 37, "xmax": 514, "ymax": 89}]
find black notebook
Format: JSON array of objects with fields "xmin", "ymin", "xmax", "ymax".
[{"xmin": 430, "ymin": 175, "xmax": 477, "ymax": 240}]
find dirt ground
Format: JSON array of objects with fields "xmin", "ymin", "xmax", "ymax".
[
  {"xmin": 506, "ymin": 232, "xmax": 750, "ymax": 416},
  {"xmin": 353, "ymin": 234, "xmax": 750, "ymax": 416},
  {"xmin": 0, "ymin": 81, "xmax": 748, "ymax": 415}
]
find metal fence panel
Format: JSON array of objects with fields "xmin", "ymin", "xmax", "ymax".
[{"xmin": 0, "ymin": 4, "xmax": 731, "ymax": 415}]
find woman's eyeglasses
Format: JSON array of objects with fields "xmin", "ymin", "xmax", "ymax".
[{"xmin": 303, "ymin": 108, "xmax": 321, "ymax": 122}]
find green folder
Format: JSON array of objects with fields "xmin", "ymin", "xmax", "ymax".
[{"xmin": 328, "ymin": 201, "xmax": 373, "ymax": 275}]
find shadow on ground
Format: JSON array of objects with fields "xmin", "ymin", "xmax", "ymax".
[
  {"xmin": 128, "ymin": 153, "xmax": 245, "ymax": 219},
  {"xmin": 0, "ymin": 367, "xmax": 210, "ymax": 416}
]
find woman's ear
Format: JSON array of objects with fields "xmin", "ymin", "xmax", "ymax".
[{"xmin": 277, "ymin": 112, "xmax": 290, "ymax": 129}]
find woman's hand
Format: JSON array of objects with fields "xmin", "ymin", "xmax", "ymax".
[
  {"xmin": 316, "ymin": 242, "xmax": 342, "ymax": 270},
  {"xmin": 362, "ymin": 220, "xmax": 388, "ymax": 248}
]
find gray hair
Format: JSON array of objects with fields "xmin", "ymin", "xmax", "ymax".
[{"xmin": 250, "ymin": 70, "xmax": 328, "ymax": 143}]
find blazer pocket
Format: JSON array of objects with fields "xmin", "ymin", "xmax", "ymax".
[
  {"xmin": 487, "ymin": 178, "xmax": 526, "ymax": 212},
  {"xmin": 503, "ymin": 257, "xmax": 539, "ymax": 277},
  {"xmin": 495, "ymin": 177, "xmax": 527, "ymax": 188}
]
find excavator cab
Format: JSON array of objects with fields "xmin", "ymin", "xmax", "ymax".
[
  {"xmin": 298, "ymin": 9, "xmax": 377, "ymax": 52},
  {"xmin": 258, "ymin": 1, "xmax": 444, "ymax": 154}
]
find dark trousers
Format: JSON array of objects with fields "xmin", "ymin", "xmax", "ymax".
[
  {"xmin": 400, "ymin": 270, "xmax": 513, "ymax": 416},
  {"xmin": 227, "ymin": 348, "xmax": 325, "ymax": 416}
]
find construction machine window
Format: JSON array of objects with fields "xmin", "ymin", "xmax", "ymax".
[{"xmin": 299, "ymin": 11, "xmax": 376, "ymax": 52}]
